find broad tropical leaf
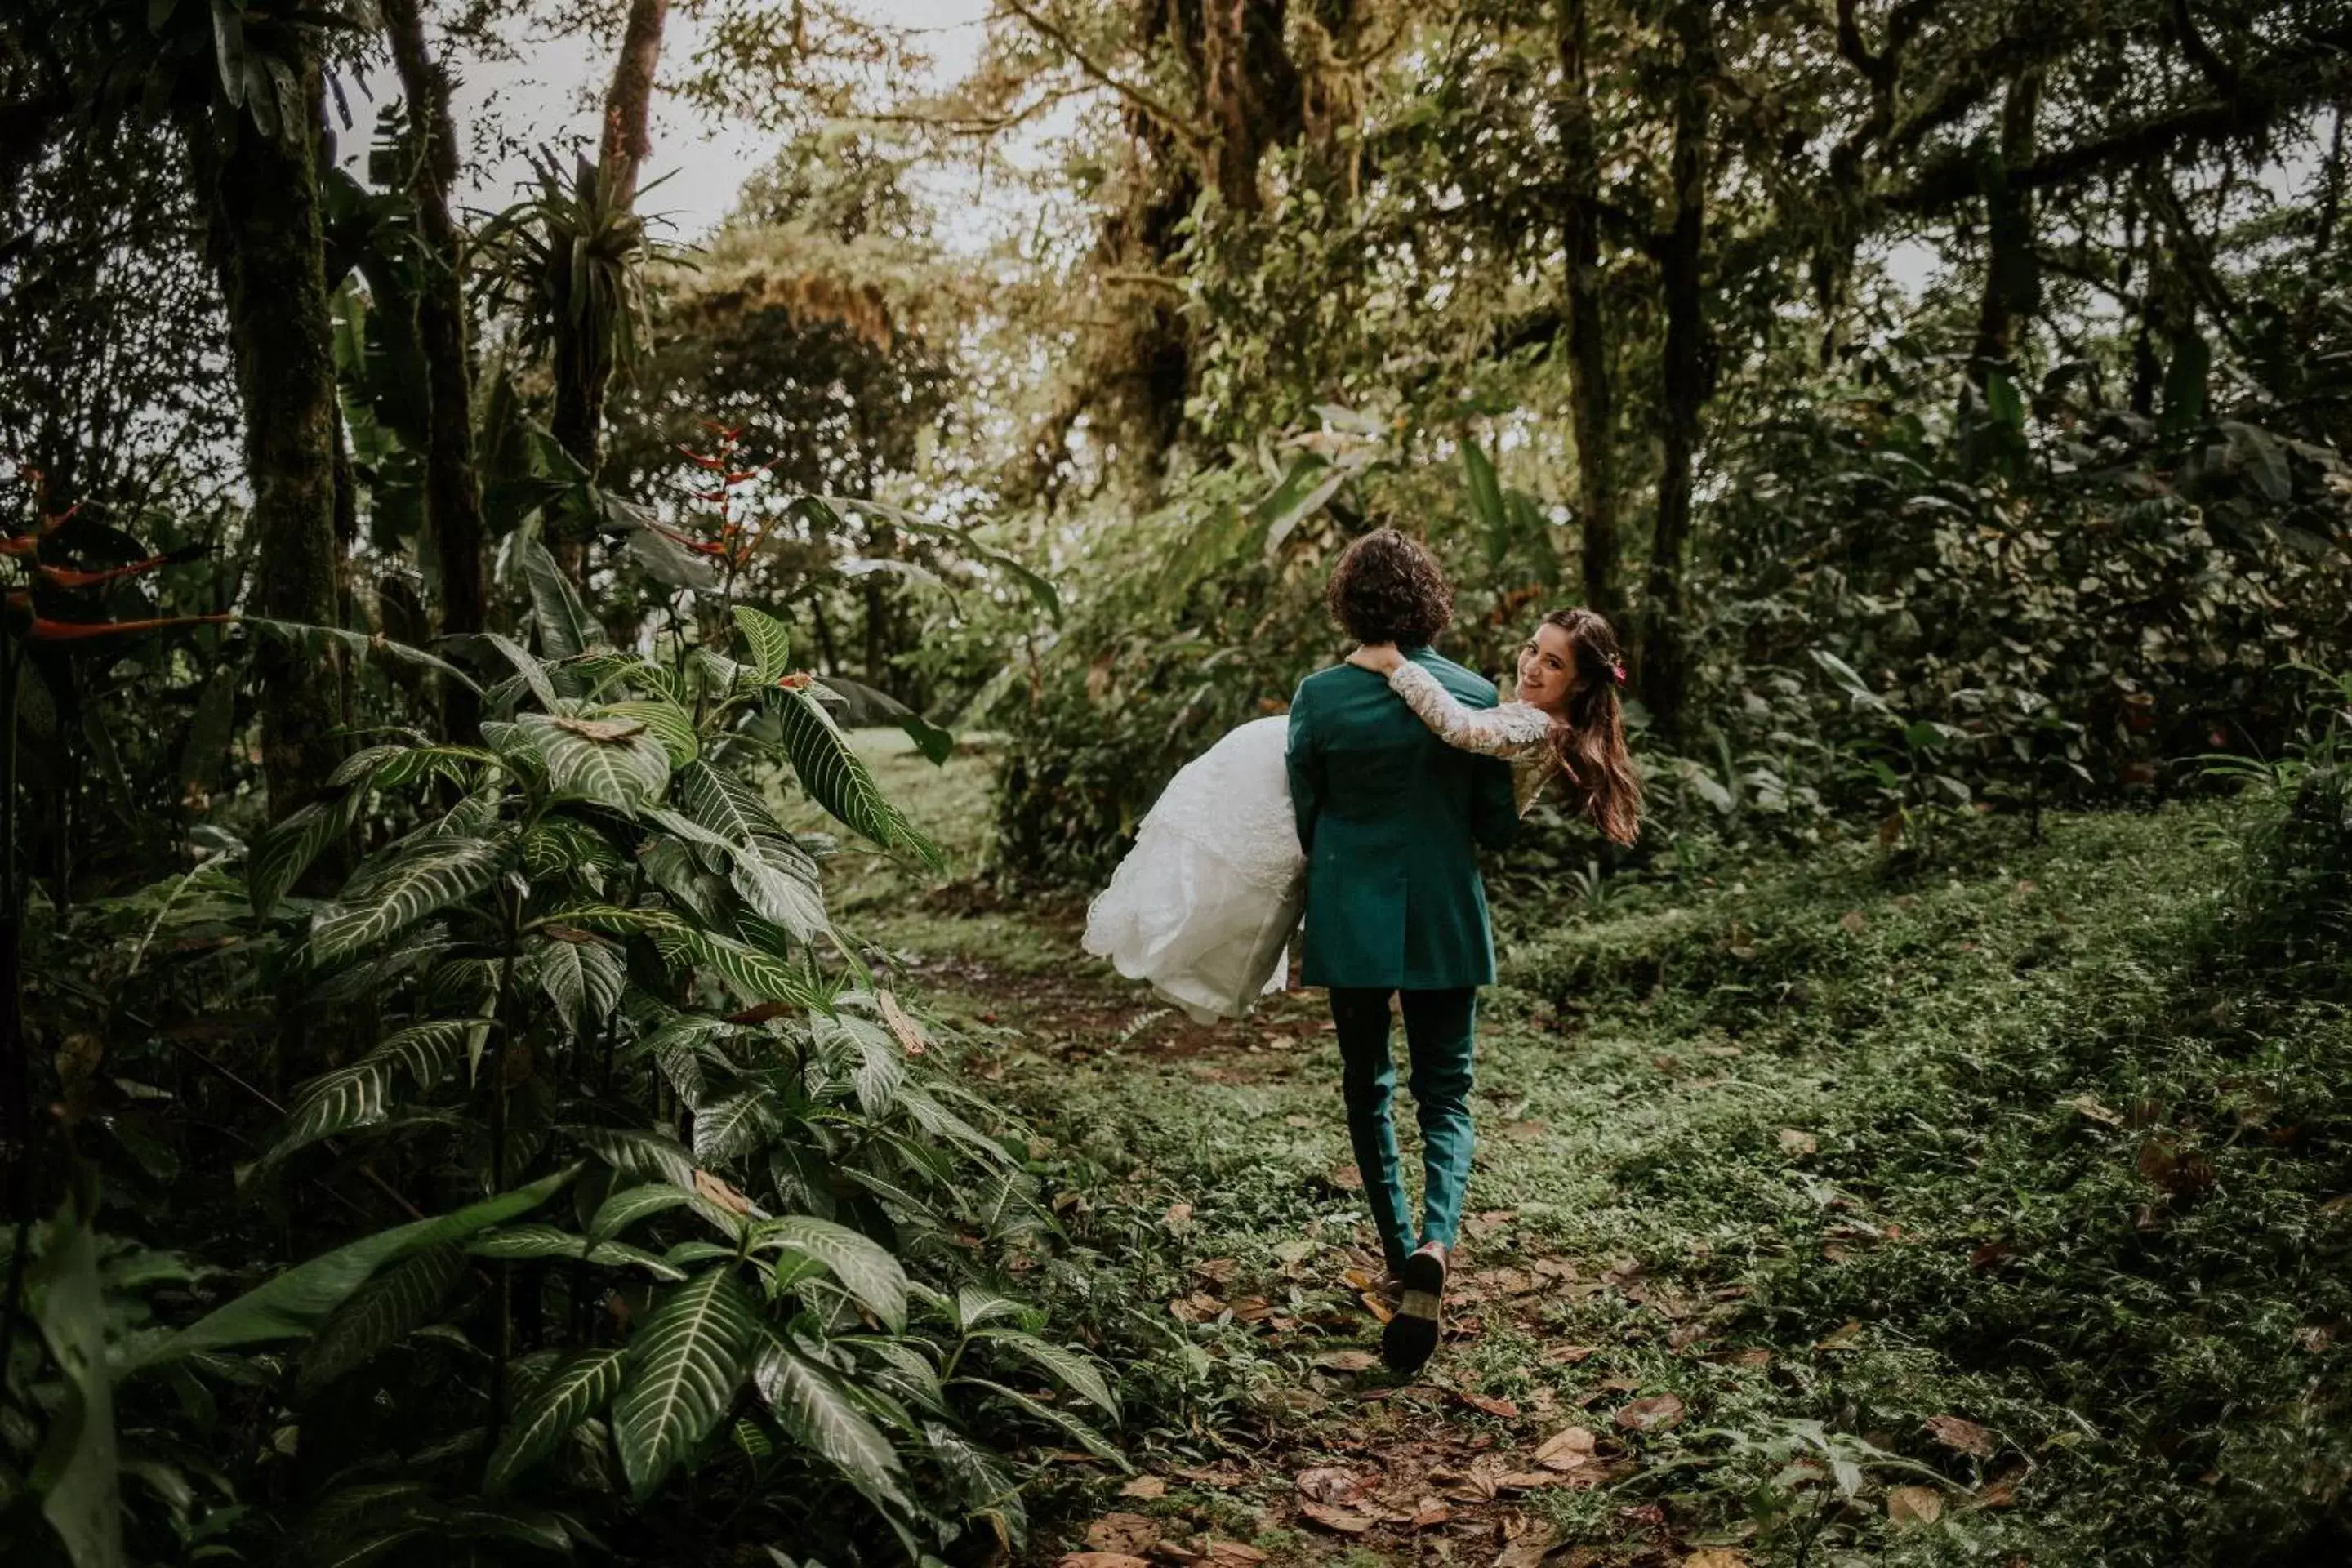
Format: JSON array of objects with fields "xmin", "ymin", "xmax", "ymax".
[
  {"xmin": 307, "ymin": 836, "xmax": 505, "ymax": 964},
  {"xmin": 753, "ymin": 1341, "xmax": 904, "ymax": 1501},
  {"xmin": 136, "ymin": 1169, "xmax": 574, "ymax": 1370},
  {"xmin": 676, "ymin": 761, "xmax": 826, "ymax": 939},
  {"xmin": 957, "ymin": 1376, "xmax": 1125, "ymax": 1467},
  {"xmin": 590, "ymin": 1184, "xmax": 695, "ymax": 1245},
  {"xmin": 482, "ymin": 631, "xmax": 559, "ymax": 710},
  {"xmin": 652, "ymin": 922, "xmax": 829, "ymax": 1010},
  {"xmin": 466, "ymin": 1224, "xmax": 587, "ymax": 1261},
  {"xmin": 32, "ymin": 1200, "xmax": 122, "ymax": 1568},
  {"xmin": 692, "ymin": 1089, "xmax": 777, "ymax": 1166},
  {"xmin": 520, "ymin": 535, "xmax": 599, "ymax": 660},
  {"xmin": 769, "ymin": 688, "xmax": 943, "ymax": 868},
  {"xmin": 966, "ymin": 1328, "xmax": 1116, "ymax": 1416},
  {"xmin": 520, "ymin": 712, "xmax": 670, "ymax": 811},
  {"xmin": 604, "ymin": 697, "xmax": 698, "ymax": 764},
  {"xmin": 731, "ymin": 605, "xmax": 792, "ymax": 684},
  {"xmin": 533, "ymin": 933, "xmax": 624, "ymax": 1036},
  {"xmin": 815, "ymin": 1014, "xmax": 904, "ymax": 1116},
  {"xmin": 485, "ymin": 1348, "xmax": 626, "ymax": 1495},
  {"xmin": 612, "ymin": 1270, "xmax": 760, "ymax": 1500},
  {"xmin": 248, "ymin": 794, "xmax": 360, "ymax": 917},
  {"xmin": 582, "ymin": 1241, "xmax": 688, "ymax": 1281},
  {"xmin": 757, "ymin": 1216, "xmax": 907, "ymax": 1333},
  {"xmin": 299, "ymin": 1245, "xmax": 466, "ymax": 1395},
  {"xmin": 576, "ymin": 1127, "xmax": 698, "ymax": 1190}
]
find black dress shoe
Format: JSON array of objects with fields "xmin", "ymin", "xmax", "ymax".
[{"xmin": 1381, "ymin": 1241, "xmax": 1447, "ymax": 1374}]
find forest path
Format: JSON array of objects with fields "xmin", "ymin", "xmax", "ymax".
[
  {"xmin": 788, "ymin": 733, "xmax": 2275, "ymax": 1568},
  {"xmin": 789, "ymin": 736, "xmax": 1811, "ymax": 1568}
]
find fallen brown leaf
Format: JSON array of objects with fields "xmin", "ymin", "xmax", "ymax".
[
  {"xmin": 1314, "ymin": 1349, "xmax": 1382, "ymax": 1372},
  {"xmin": 1491, "ymin": 1521, "xmax": 1556, "ymax": 1568},
  {"xmin": 1298, "ymin": 1502, "xmax": 1375, "ymax": 1535},
  {"xmin": 1120, "ymin": 1476, "xmax": 1169, "ymax": 1500},
  {"xmin": 1058, "ymin": 1555, "xmax": 1151, "ymax": 1568},
  {"xmin": 1778, "ymin": 1129, "xmax": 1818, "ymax": 1156},
  {"xmin": 1294, "ymin": 1467, "xmax": 1365, "ymax": 1506},
  {"xmin": 1329, "ymin": 1163, "xmax": 1365, "ymax": 1191},
  {"xmin": 875, "ymin": 988, "xmax": 929, "ymax": 1055},
  {"xmin": 1683, "ymin": 1552, "xmax": 1749, "ymax": 1568},
  {"xmin": 2069, "ymin": 1094, "xmax": 2123, "ymax": 1127},
  {"xmin": 1411, "ymin": 1497, "xmax": 1453, "ymax": 1530},
  {"xmin": 1886, "ymin": 1486, "xmax": 1944, "ymax": 1527},
  {"xmin": 1085, "ymin": 1515, "xmax": 1161, "ymax": 1555},
  {"xmin": 1542, "ymin": 1343, "xmax": 1596, "ymax": 1365},
  {"xmin": 1455, "ymin": 1389, "xmax": 1521, "ymax": 1419},
  {"xmin": 1203, "ymin": 1544, "xmax": 1267, "ymax": 1567},
  {"xmin": 1967, "ymin": 1480, "xmax": 2016, "ymax": 1510},
  {"xmin": 1840, "ymin": 911, "xmax": 1868, "ymax": 934},
  {"xmin": 1815, "ymin": 1319, "xmax": 1864, "ymax": 1350},
  {"xmin": 1615, "ymin": 1394, "xmax": 1686, "ymax": 1432},
  {"xmin": 1533, "ymin": 1426, "xmax": 1598, "ymax": 1469},
  {"xmin": 693, "ymin": 1169, "xmax": 753, "ymax": 1216},
  {"xmin": 1922, "ymin": 1414, "xmax": 1994, "ymax": 1458},
  {"xmin": 1164, "ymin": 1202, "xmax": 1194, "ymax": 1232}
]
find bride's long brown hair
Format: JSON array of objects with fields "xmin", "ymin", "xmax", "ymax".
[{"xmin": 1539, "ymin": 608, "xmax": 1642, "ymax": 845}]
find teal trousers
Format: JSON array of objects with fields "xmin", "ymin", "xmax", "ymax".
[{"xmin": 1330, "ymin": 987, "xmax": 1477, "ymax": 1272}]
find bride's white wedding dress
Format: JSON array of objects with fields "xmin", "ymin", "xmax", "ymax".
[
  {"xmin": 1081, "ymin": 666, "xmax": 1559, "ymax": 1024},
  {"xmin": 1081, "ymin": 715, "xmax": 1305, "ymax": 1022}
]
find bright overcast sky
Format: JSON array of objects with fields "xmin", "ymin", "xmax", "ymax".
[{"xmin": 408, "ymin": 0, "xmax": 1002, "ymax": 245}]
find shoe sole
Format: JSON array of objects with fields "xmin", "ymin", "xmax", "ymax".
[{"xmin": 1381, "ymin": 1251, "xmax": 1446, "ymax": 1374}]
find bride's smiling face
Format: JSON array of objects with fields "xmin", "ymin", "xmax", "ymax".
[{"xmin": 1514, "ymin": 622, "xmax": 1577, "ymax": 713}]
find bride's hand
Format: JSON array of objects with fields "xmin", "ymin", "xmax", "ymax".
[{"xmin": 1347, "ymin": 642, "xmax": 1405, "ymax": 675}]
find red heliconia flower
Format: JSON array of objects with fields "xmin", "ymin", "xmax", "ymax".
[
  {"xmin": 23, "ymin": 612, "xmax": 233, "ymax": 642},
  {"xmin": 775, "ymin": 672, "xmax": 814, "ymax": 691}
]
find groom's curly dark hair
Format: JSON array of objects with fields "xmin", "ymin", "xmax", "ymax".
[{"xmin": 1325, "ymin": 527, "xmax": 1454, "ymax": 647}]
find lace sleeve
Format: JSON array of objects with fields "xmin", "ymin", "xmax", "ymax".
[{"xmin": 1388, "ymin": 662, "xmax": 1552, "ymax": 759}]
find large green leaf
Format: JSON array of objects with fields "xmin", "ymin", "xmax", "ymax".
[
  {"xmin": 298, "ymin": 1245, "xmax": 466, "ymax": 1395},
  {"xmin": 248, "ymin": 794, "xmax": 360, "ymax": 918},
  {"xmin": 590, "ymin": 1184, "xmax": 696, "ymax": 1245},
  {"xmin": 33, "ymin": 1202, "xmax": 124, "ymax": 1568},
  {"xmin": 258, "ymin": 1018, "xmax": 488, "ymax": 1168},
  {"xmin": 769, "ymin": 688, "xmax": 943, "ymax": 869},
  {"xmin": 308, "ymin": 837, "xmax": 505, "ymax": 964},
  {"xmin": 613, "ymin": 1270, "xmax": 760, "ymax": 1500},
  {"xmin": 814, "ymin": 1013, "xmax": 902, "ymax": 1116},
  {"xmin": 731, "ymin": 605, "xmax": 793, "ymax": 684},
  {"xmin": 485, "ymin": 1348, "xmax": 627, "ymax": 1494},
  {"xmin": 519, "ymin": 712, "xmax": 670, "ymax": 811},
  {"xmin": 652, "ymin": 922, "xmax": 830, "ymax": 1010},
  {"xmin": 604, "ymin": 697, "xmax": 699, "ymax": 764},
  {"xmin": 520, "ymin": 535, "xmax": 599, "ymax": 660},
  {"xmin": 677, "ymin": 760, "xmax": 826, "ymax": 939},
  {"xmin": 966, "ymin": 1327, "xmax": 1116, "ymax": 1416},
  {"xmin": 1461, "ymin": 438, "xmax": 1508, "ymax": 571},
  {"xmin": 753, "ymin": 1342, "xmax": 904, "ymax": 1501},
  {"xmin": 756, "ymin": 1216, "xmax": 907, "ymax": 1333},
  {"xmin": 692, "ymin": 1089, "xmax": 778, "ymax": 1166},
  {"xmin": 533, "ymin": 933, "xmax": 625, "ymax": 1036},
  {"xmin": 134, "ymin": 1169, "xmax": 574, "ymax": 1371}
]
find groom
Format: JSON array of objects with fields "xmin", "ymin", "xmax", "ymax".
[{"xmin": 1285, "ymin": 528, "xmax": 1519, "ymax": 1374}]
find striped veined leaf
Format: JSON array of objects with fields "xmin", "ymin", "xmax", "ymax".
[
  {"xmin": 651, "ymin": 922, "xmax": 829, "ymax": 1011},
  {"xmin": 532, "ymin": 933, "xmax": 624, "ymax": 1036},
  {"xmin": 1459, "ymin": 437, "xmax": 1508, "ymax": 571},
  {"xmin": 307, "ymin": 836, "xmax": 505, "ymax": 964},
  {"xmin": 691, "ymin": 1089, "xmax": 778, "ymax": 1167},
  {"xmin": 752, "ymin": 1341, "xmax": 905, "ymax": 1503},
  {"xmin": 754, "ymin": 1215, "xmax": 907, "ymax": 1333},
  {"xmin": 590, "ymin": 1184, "xmax": 696, "ymax": 1245},
  {"xmin": 132, "ymin": 1169, "xmax": 575, "ymax": 1372},
  {"xmin": 604, "ymin": 697, "xmax": 698, "ymax": 764},
  {"xmin": 482, "ymin": 631, "xmax": 559, "ymax": 710},
  {"xmin": 519, "ymin": 712, "xmax": 670, "ymax": 812},
  {"xmin": 730, "ymin": 605, "xmax": 792, "ymax": 684},
  {"xmin": 581, "ymin": 1241, "xmax": 688, "ymax": 1281},
  {"xmin": 675, "ymin": 761, "xmax": 826, "ymax": 939},
  {"xmin": 256, "ymin": 1018, "xmax": 485, "ymax": 1169},
  {"xmin": 573, "ymin": 1127, "xmax": 698, "ymax": 1190},
  {"xmin": 485, "ymin": 1348, "xmax": 626, "ymax": 1494},
  {"xmin": 520, "ymin": 535, "xmax": 599, "ymax": 661},
  {"xmin": 612, "ymin": 1269, "xmax": 760, "ymax": 1500},
  {"xmin": 466, "ymin": 1224, "xmax": 586, "ymax": 1261},
  {"xmin": 639, "ymin": 835, "xmax": 728, "ymax": 926},
  {"xmin": 768, "ymin": 688, "xmax": 943, "ymax": 869},
  {"xmin": 954, "ymin": 1376, "xmax": 1125, "ymax": 1468},
  {"xmin": 855, "ymin": 1339, "xmax": 947, "ymax": 1414},
  {"xmin": 924, "ymin": 1420, "xmax": 1025, "ymax": 1542},
  {"xmin": 952, "ymin": 1284, "xmax": 1031, "ymax": 1335},
  {"xmin": 964, "ymin": 1328, "xmax": 1117, "ymax": 1418},
  {"xmin": 811, "ymin": 1014, "xmax": 902, "ymax": 1116},
  {"xmin": 248, "ymin": 792, "xmax": 363, "ymax": 918},
  {"xmin": 298, "ymin": 1245, "xmax": 466, "ymax": 1396}
]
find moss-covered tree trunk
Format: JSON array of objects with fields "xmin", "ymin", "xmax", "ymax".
[
  {"xmin": 384, "ymin": 0, "xmax": 486, "ymax": 739},
  {"xmin": 1637, "ymin": 0, "xmax": 1715, "ymax": 745},
  {"xmin": 1555, "ymin": 0, "xmax": 1619, "ymax": 621},
  {"xmin": 185, "ymin": 72, "xmax": 345, "ymax": 822}
]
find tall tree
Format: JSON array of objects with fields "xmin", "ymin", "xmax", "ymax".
[
  {"xmin": 182, "ymin": 29, "xmax": 345, "ymax": 821},
  {"xmin": 383, "ymin": 0, "xmax": 486, "ymax": 738},
  {"xmin": 1637, "ymin": 0, "xmax": 1715, "ymax": 742},
  {"xmin": 1553, "ymin": 0, "xmax": 1619, "ymax": 618}
]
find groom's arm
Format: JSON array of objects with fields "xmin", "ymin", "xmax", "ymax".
[{"xmin": 1285, "ymin": 682, "xmax": 1321, "ymax": 853}]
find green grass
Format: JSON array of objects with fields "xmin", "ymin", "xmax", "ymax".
[{"xmin": 798, "ymin": 731, "xmax": 2352, "ymax": 1567}]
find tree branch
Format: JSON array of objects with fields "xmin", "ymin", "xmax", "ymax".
[{"xmin": 996, "ymin": 0, "xmax": 1209, "ymax": 156}]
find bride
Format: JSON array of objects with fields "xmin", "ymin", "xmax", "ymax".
[{"xmin": 1083, "ymin": 602, "xmax": 1642, "ymax": 1022}]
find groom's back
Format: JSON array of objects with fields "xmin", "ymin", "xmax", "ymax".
[{"xmin": 1285, "ymin": 648, "xmax": 1517, "ymax": 990}]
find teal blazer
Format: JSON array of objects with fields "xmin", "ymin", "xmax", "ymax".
[{"xmin": 1285, "ymin": 648, "xmax": 1520, "ymax": 990}]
